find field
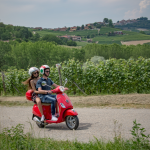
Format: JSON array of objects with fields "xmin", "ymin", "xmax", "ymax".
[
  {"xmin": 121, "ymin": 40, "xmax": 150, "ymax": 45},
  {"xmin": 30, "ymin": 27, "xmax": 150, "ymax": 46}
]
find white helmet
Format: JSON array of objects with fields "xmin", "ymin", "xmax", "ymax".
[
  {"xmin": 28, "ymin": 67, "xmax": 39, "ymax": 76},
  {"xmin": 40, "ymin": 65, "xmax": 50, "ymax": 74}
]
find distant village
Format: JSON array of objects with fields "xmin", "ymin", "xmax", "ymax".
[{"xmin": 30, "ymin": 19, "xmax": 138, "ymax": 31}]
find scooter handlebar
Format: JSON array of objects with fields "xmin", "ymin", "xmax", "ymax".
[{"xmin": 51, "ymin": 86, "xmax": 68, "ymax": 94}]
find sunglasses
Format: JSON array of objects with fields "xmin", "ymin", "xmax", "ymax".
[
  {"xmin": 33, "ymin": 71, "xmax": 39, "ymax": 75},
  {"xmin": 45, "ymin": 71, "xmax": 50, "ymax": 73}
]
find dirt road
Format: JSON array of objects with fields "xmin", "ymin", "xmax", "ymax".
[
  {"xmin": 121, "ymin": 40, "xmax": 150, "ymax": 46},
  {"xmin": 0, "ymin": 106, "xmax": 150, "ymax": 143},
  {"xmin": 0, "ymin": 94, "xmax": 150, "ymax": 142}
]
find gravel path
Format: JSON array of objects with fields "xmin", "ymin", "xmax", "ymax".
[{"xmin": 0, "ymin": 106, "xmax": 150, "ymax": 143}]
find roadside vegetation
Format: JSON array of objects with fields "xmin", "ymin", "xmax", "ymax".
[{"xmin": 0, "ymin": 120, "xmax": 149, "ymax": 150}]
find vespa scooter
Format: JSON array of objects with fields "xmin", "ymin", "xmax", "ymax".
[{"xmin": 25, "ymin": 82, "xmax": 79, "ymax": 130}]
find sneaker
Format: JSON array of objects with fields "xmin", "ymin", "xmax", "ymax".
[
  {"xmin": 51, "ymin": 115, "xmax": 58, "ymax": 121},
  {"xmin": 55, "ymin": 113, "xmax": 59, "ymax": 118},
  {"xmin": 41, "ymin": 115, "xmax": 45, "ymax": 122}
]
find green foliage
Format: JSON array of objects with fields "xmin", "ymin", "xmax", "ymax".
[
  {"xmin": 83, "ymin": 43, "xmax": 150, "ymax": 60},
  {"xmin": 1, "ymin": 57, "xmax": 150, "ymax": 96},
  {"xmin": 115, "ymin": 19, "xmax": 150, "ymax": 29},
  {"xmin": 67, "ymin": 40, "xmax": 77, "ymax": 46},
  {"xmin": 103, "ymin": 18, "xmax": 108, "ymax": 23},
  {"xmin": 0, "ymin": 121, "xmax": 149, "ymax": 150},
  {"xmin": 129, "ymin": 120, "xmax": 150, "ymax": 149},
  {"xmin": 41, "ymin": 34, "xmax": 63, "ymax": 45},
  {"xmin": 0, "ymin": 23, "xmax": 32, "ymax": 41}
]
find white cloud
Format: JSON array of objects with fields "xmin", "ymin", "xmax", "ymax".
[
  {"xmin": 124, "ymin": 0, "xmax": 150, "ymax": 19},
  {"xmin": 68, "ymin": 0, "xmax": 120, "ymax": 5},
  {"xmin": 139, "ymin": 0, "xmax": 150, "ymax": 13},
  {"xmin": 124, "ymin": 9, "xmax": 140, "ymax": 20}
]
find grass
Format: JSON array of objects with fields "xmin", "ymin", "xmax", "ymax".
[
  {"xmin": 1, "ymin": 100, "xmax": 150, "ymax": 109},
  {"xmin": 0, "ymin": 120, "xmax": 149, "ymax": 150}
]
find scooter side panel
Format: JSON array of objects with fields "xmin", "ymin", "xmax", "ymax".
[{"xmin": 32, "ymin": 104, "xmax": 51, "ymax": 120}]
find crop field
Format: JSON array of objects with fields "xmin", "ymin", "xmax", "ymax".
[
  {"xmin": 29, "ymin": 27, "xmax": 150, "ymax": 46},
  {"xmin": 121, "ymin": 40, "xmax": 150, "ymax": 45}
]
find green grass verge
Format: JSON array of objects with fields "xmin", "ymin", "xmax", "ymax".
[{"xmin": 0, "ymin": 120, "xmax": 150, "ymax": 150}]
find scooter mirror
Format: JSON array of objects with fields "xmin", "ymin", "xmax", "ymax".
[{"xmin": 42, "ymin": 81, "xmax": 47, "ymax": 86}]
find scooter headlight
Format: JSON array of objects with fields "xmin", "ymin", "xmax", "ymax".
[
  {"xmin": 60, "ymin": 103, "xmax": 66, "ymax": 108},
  {"xmin": 59, "ymin": 86, "xmax": 65, "ymax": 92}
]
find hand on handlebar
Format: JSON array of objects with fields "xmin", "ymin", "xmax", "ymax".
[{"xmin": 48, "ymin": 90, "xmax": 52, "ymax": 94}]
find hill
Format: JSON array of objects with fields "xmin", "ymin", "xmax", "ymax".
[
  {"xmin": 29, "ymin": 26, "xmax": 150, "ymax": 46},
  {"xmin": 0, "ymin": 22, "xmax": 33, "ymax": 42}
]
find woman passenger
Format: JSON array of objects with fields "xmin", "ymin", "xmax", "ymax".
[{"xmin": 23, "ymin": 67, "xmax": 47, "ymax": 122}]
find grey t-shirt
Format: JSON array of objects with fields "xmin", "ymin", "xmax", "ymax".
[{"xmin": 36, "ymin": 77, "xmax": 54, "ymax": 99}]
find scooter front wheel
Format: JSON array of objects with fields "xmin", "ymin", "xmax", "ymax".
[{"xmin": 65, "ymin": 115, "xmax": 79, "ymax": 130}]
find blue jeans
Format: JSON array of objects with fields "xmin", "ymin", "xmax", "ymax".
[{"xmin": 41, "ymin": 95, "xmax": 56, "ymax": 115}]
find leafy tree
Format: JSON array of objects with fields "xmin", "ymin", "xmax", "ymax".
[
  {"xmin": 1, "ymin": 32, "xmax": 12, "ymax": 40},
  {"xmin": 0, "ymin": 22, "xmax": 5, "ymax": 27},
  {"xmin": 15, "ymin": 38, "xmax": 22, "ymax": 43},
  {"xmin": 103, "ymin": 18, "xmax": 109, "ymax": 23},
  {"xmin": 108, "ymin": 19, "xmax": 114, "ymax": 27},
  {"xmin": 42, "ymin": 34, "xmax": 63, "ymax": 45},
  {"xmin": 88, "ymin": 26, "xmax": 92, "ymax": 29},
  {"xmin": 93, "ymin": 22, "xmax": 98, "ymax": 26},
  {"xmin": 81, "ymin": 25, "xmax": 84, "ymax": 30},
  {"xmin": 67, "ymin": 40, "xmax": 77, "ymax": 46},
  {"xmin": 140, "ymin": 31, "xmax": 145, "ymax": 34},
  {"xmin": 87, "ymin": 35, "xmax": 90, "ymax": 38},
  {"xmin": 0, "ymin": 41, "xmax": 12, "ymax": 71},
  {"xmin": 96, "ymin": 24, "xmax": 101, "ymax": 29},
  {"xmin": 77, "ymin": 26, "xmax": 80, "ymax": 30}
]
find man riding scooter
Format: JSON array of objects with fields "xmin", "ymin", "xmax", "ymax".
[{"xmin": 36, "ymin": 65, "xmax": 61, "ymax": 121}]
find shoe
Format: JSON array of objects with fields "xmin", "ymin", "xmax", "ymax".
[
  {"xmin": 51, "ymin": 115, "xmax": 58, "ymax": 121},
  {"xmin": 55, "ymin": 113, "xmax": 59, "ymax": 117},
  {"xmin": 41, "ymin": 115, "xmax": 45, "ymax": 122}
]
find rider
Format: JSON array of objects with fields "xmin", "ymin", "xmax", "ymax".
[
  {"xmin": 23, "ymin": 67, "xmax": 47, "ymax": 122},
  {"xmin": 36, "ymin": 65, "xmax": 59, "ymax": 121}
]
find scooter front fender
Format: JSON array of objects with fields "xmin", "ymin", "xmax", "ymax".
[{"xmin": 63, "ymin": 109, "xmax": 78, "ymax": 119}]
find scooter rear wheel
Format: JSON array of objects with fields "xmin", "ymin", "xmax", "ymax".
[{"xmin": 65, "ymin": 115, "xmax": 79, "ymax": 130}]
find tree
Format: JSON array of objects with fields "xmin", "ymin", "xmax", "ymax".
[
  {"xmin": 67, "ymin": 40, "xmax": 77, "ymax": 46},
  {"xmin": 93, "ymin": 22, "xmax": 98, "ymax": 26},
  {"xmin": 1, "ymin": 32, "xmax": 11, "ymax": 40},
  {"xmin": 77, "ymin": 26, "xmax": 80, "ymax": 30},
  {"xmin": 81, "ymin": 25, "xmax": 84, "ymax": 30},
  {"xmin": 96, "ymin": 24, "xmax": 101, "ymax": 29},
  {"xmin": 108, "ymin": 19, "xmax": 114, "ymax": 27},
  {"xmin": 88, "ymin": 26, "xmax": 92, "ymax": 29},
  {"xmin": 103, "ymin": 18, "xmax": 109, "ymax": 23},
  {"xmin": 42, "ymin": 34, "xmax": 63, "ymax": 45}
]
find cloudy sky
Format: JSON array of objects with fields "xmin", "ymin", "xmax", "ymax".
[{"xmin": 0, "ymin": 0, "xmax": 150, "ymax": 28}]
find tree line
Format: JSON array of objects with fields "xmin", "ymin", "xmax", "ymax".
[{"xmin": 0, "ymin": 41, "xmax": 150, "ymax": 71}]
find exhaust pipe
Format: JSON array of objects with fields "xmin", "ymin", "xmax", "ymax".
[{"xmin": 33, "ymin": 116, "xmax": 41, "ymax": 125}]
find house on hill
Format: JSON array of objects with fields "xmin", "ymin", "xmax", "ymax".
[
  {"xmin": 34, "ymin": 27, "xmax": 42, "ymax": 30},
  {"xmin": 60, "ymin": 27, "xmax": 67, "ymax": 31},
  {"xmin": 72, "ymin": 36, "xmax": 81, "ymax": 41},
  {"xmin": 70, "ymin": 27, "xmax": 77, "ymax": 31}
]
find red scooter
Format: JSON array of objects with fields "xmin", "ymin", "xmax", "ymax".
[{"xmin": 26, "ymin": 86, "xmax": 79, "ymax": 130}]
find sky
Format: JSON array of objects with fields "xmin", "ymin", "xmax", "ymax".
[{"xmin": 0, "ymin": 0, "xmax": 150, "ymax": 28}]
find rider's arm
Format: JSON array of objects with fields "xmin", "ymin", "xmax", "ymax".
[
  {"xmin": 52, "ymin": 83, "xmax": 59, "ymax": 88},
  {"xmin": 30, "ymin": 80, "xmax": 47, "ymax": 94}
]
